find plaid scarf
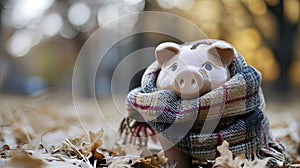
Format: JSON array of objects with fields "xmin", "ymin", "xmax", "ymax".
[{"xmin": 119, "ymin": 40, "xmax": 286, "ymax": 166}]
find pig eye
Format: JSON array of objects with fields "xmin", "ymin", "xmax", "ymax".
[
  {"xmin": 204, "ymin": 63, "xmax": 213, "ymax": 71},
  {"xmin": 171, "ymin": 64, "xmax": 177, "ymax": 71}
]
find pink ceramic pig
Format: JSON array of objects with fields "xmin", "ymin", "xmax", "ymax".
[
  {"xmin": 155, "ymin": 40, "xmax": 235, "ymax": 167},
  {"xmin": 155, "ymin": 41, "xmax": 234, "ymax": 99}
]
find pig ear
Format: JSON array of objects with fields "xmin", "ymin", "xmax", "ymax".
[
  {"xmin": 155, "ymin": 42, "xmax": 180, "ymax": 66},
  {"xmin": 208, "ymin": 41, "xmax": 235, "ymax": 66}
]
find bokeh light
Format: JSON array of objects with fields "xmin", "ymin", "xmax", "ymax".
[
  {"xmin": 7, "ymin": 30, "xmax": 35, "ymax": 57},
  {"xmin": 284, "ymin": 0, "xmax": 300, "ymax": 23},
  {"xmin": 175, "ymin": 0, "xmax": 194, "ymax": 10},
  {"xmin": 42, "ymin": 13, "xmax": 62, "ymax": 37},
  {"xmin": 229, "ymin": 28, "xmax": 261, "ymax": 52},
  {"xmin": 254, "ymin": 13, "xmax": 277, "ymax": 41},
  {"xmin": 97, "ymin": 1, "xmax": 144, "ymax": 32},
  {"xmin": 157, "ymin": 0, "xmax": 176, "ymax": 10},
  {"xmin": 97, "ymin": 4, "xmax": 121, "ymax": 26},
  {"xmin": 247, "ymin": 0, "xmax": 267, "ymax": 15},
  {"xmin": 156, "ymin": 0, "xmax": 194, "ymax": 10},
  {"xmin": 254, "ymin": 47, "xmax": 280, "ymax": 81},
  {"xmin": 193, "ymin": 1, "xmax": 222, "ymax": 23},
  {"xmin": 11, "ymin": 0, "xmax": 54, "ymax": 28},
  {"xmin": 67, "ymin": 2, "xmax": 91, "ymax": 26},
  {"xmin": 123, "ymin": 0, "xmax": 144, "ymax": 5},
  {"xmin": 59, "ymin": 21, "xmax": 78, "ymax": 39}
]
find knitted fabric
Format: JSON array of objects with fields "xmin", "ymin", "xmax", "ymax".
[{"xmin": 120, "ymin": 39, "xmax": 286, "ymax": 166}]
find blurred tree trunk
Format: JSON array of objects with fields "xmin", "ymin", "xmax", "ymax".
[{"xmin": 267, "ymin": 0, "xmax": 298, "ymax": 94}]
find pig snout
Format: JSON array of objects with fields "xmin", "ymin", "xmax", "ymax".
[{"xmin": 173, "ymin": 68, "xmax": 209, "ymax": 98}]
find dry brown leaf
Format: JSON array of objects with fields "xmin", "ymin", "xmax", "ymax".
[
  {"xmin": 150, "ymin": 150, "xmax": 168, "ymax": 166},
  {"xmin": 63, "ymin": 138, "xmax": 85, "ymax": 158},
  {"xmin": 107, "ymin": 149, "xmax": 167, "ymax": 168},
  {"xmin": 89, "ymin": 129, "xmax": 104, "ymax": 153},
  {"xmin": 213, "ymin": 140, "xmax": 236, "ymax": 168},
  {"xmin": 140, "ymin": 158, "xmax": 152, "ymax": 165},
  {"xmin": 243, "ymin": 157, "xmax": 269, "ymax": 168},
  {"xmin": 66, "ymin": 136, "xmax": 84, "ymax": 147},
  {"xmin": 88, "ymin": 149, "xmax": 106, "ymax": 167},
  {"xmin": 73, "ymin": 129, "xmax": 106, "ymax": 167},
  {"xmin": 93, "ymin": 149, "xmax": 105, "ymax": 160},
  {"xmin": 213, "ymin": 141, "xmax": 268, "ymax": 168},
  {"xmin": 138, "ymin": 150, "xmax": 168, "ymax": 168},
  {"xmin": 6, "ymin": 149, "xmax": 45, "ymax": 168},
  {"xmin": 79, "ymin": 129, "xmax": 104, "ymax": 156},
  {"xmin": 108, "ymin": 157, "xmax": 133, "ymax": 168}
]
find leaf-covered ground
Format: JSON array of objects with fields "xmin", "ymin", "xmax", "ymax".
[{"xmin": 0, "ymin": 94, "xmax": 299, "ymax": 167}]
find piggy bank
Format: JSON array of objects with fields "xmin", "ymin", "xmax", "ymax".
[{"xmin": 155, "ymin": 41, "xmax": 234, "ymax": 98}]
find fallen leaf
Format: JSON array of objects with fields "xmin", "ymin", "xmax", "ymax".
[
  {"xmin": 150, "ymin": 150, "xmax": 168, "ymax": 166},
  {"xmin": 89, "ymin": 129, "xmax": 104, "ymax": 153},
  {"xmin": 213, "ymin": 141, "xmax": 235, "ymax": 168},
  {"xmin": 109, "ymin": 157, "xmax": 136, "ymax": 168},
  {"xmin": 6, "ymin": 149, "xmax": 45, "ymax": 168},
  {"xmin": 213, "ymin": 141, "xmax": 268, "ymax": 168},
  {"xmin": 140, "ymin": 158, "xmax": 152, "ymax": 165},
  {"xmin": 243, "ymin": 157, "xmax": 269, "ymax": 168},
  {"xmin": 79, "ymin": 129, "xmax": 104, "ymax": 156}
]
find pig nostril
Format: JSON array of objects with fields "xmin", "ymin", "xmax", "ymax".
[
  {"xmin": 191, "ymin": 79, "xmax": 196, "ymax": 88},
  {"xmin": 180, "ymin": 79, "xmax": 184, "ymax": 88}
]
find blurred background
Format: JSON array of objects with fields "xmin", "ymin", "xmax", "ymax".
[
  {"xmin": 0, "ymin": 0, "xmax": 299, "ymax": 102},
  {"xmin": 0, "ymin": 1, "xmax": 299, "ymax": 160}
]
